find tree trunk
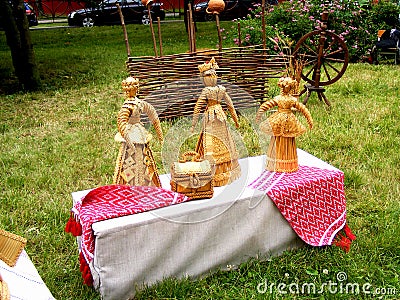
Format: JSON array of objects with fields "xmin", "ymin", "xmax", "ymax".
[{"xmin": 0, "ymin": 0, "xmax": 41, "ymax": 91}]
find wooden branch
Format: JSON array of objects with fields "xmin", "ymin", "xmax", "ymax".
[{"xmin": 117, "ymin": 3, "xmax": 131, "ymax": 57}]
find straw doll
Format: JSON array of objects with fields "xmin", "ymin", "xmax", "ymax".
[
  {"xmin": 256, "ymin": 77, "xmax": 313, "ymax": 173},
  {"xmin": 191, "ymin": 57, "xmax": 241, "ymax": 186},
  {"xmin": 113, "ymin": 76, "xmax": 163, "ymax": 187}
]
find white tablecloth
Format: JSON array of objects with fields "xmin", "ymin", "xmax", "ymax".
[
  {"xmin": 71, "ymin": 149, "xmax": 339, "ymax": 300},
  {"xmin": 0, "ymin": 250, "xmax": 55, "ymax": 300}
]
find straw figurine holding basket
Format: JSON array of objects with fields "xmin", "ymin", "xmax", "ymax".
[
  {"xmin": 256, "ymin": 77, "xmax": 313, "ymax": 173},
  {"xmin": 113, "ymin": 76, "xmax": 163, "ymax": 187},
  {"xmin": 191, "ymin": 57, "xmax": 241, "ymax": 187}
]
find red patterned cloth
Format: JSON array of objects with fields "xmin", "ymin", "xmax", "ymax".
[
  {"xmin": 65, "ymin": 184, "xmax": 189, "ymax": 286},
  {"xmin": 248, "ymin": 165, "xmax": 355, "ymax": 249}
]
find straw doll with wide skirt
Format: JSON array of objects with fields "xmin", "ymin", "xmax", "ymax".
[
  {"xmin": 113, "ymin": 76, "xmax": 163, "ymax": 186},
  {"xmin": 256, "ymin": 77, "xmax": 313, "ymax": 173},
  {"xmin": 191, "ymin": 57, "xmax": 241, "ymax": 187}
]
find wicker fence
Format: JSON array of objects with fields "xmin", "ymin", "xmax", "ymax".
[{"xmin": 126, "ymin": 46, "xmax": 289, "ymax": 120}]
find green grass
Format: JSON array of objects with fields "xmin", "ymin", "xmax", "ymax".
[
  {"xmin": 0, "ymin": 22, "xmax": 399, "ymax": 299},
  {"xmin": 1, "ymin": 21, "xmax": 227, "ymax": 93}
]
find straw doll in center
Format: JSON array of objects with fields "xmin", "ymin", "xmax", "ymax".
[
  {"xmin": 256, "ymin": 77, "xmax": 313, "ymax": 173},
  {"xmin": 113, "ymin": 76, "xmax": 163, "ymax": 187},
  {"xmin": 191, "ymin": 57, "xmax": 241, "ymax": 186}
]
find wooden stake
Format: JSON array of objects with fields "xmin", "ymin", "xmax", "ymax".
[
  {"xmin": 191, "ymin": 18, "xmax": 196, "ymax": 53},
  {"xmin": 215, "ymin": 14, "xmax": 222, "ymax": 52},
  {"xmin": 116, "ymin": 4, "xmax": 131, "ymax": 57},
  {"xmin": 186, "ymin": 9, "xmax": 192, "ymax": 52},
  {"xmin": 157, "ymin": 17, "xmax": 163, "ymax": 57},
  {"xmin": 188, "ymin": 3, "xmax": 196, "ymax": 53},
  {"xmin": 147, "ymin": 5, "xmax": 158, "ymax": 57},
  {"xmin": 261, "ymin": 0, "xmax": 266, "ymax": 49},
  {"xmin": 237, "ymin": 22, "xmax": 241, "ymax": 47}
]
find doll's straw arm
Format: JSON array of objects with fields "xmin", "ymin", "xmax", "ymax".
[
  {"xmin": 294, "ymin": 101, "xmax": 313, "ymax": 129},
  {"xmin": 255, "ymin": 99, "xmax": 278, "ymax": 123},
  {"xmin": 224, "ymin": 92, "xmax": 239, "ymax": 128},
  {"xmin": 117, "ymin": 104, "xmax": 132, "ymax": 136},
  {"xmin": 192, "ymin": 93, "xmax": 207, "ymax": 129},
  {"xmin": 143, "ymin": 101, "xmax": 163, "ymax": 142}
]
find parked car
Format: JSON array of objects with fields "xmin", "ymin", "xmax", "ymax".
[
  {"xmin": 24, "ymin": 2, "xmax": 38, "ymax": 26},
  {"xmin": 193, "ymin": 0, "xmax": 276, "ymax": 22},
  {"xmin": 0, "ymin": 2, "xmax": 38, "ymax": 29},
  {"xmin": 67, "ymin": 0, "xmax": 165, "ymax": 27}
]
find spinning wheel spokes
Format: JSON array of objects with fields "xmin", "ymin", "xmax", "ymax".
[
  {"xmin": 322, "ymin": 63, "xmax": 332, "ymax": 82},
  {"xmin": 304, "ymin": 62, "xmax": 317, "ymax": 78},
  {"xmin": 324, "ymin": 60, "xmax": 341, "ymax": 75},
  {"xmin": 293, "ymin": 30, "xmax": 349, "ymax": 86},
  {"xmin": 303, "ymin": 43, "xmax": 318, "ymax": 57}
]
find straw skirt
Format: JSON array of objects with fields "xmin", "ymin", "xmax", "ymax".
[{"xmin": 195, "ymin": 116, "xmax": 240, "ymax": 187}]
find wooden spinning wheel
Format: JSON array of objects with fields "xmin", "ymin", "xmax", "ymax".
[{"xmin": 293, "ymin": 11, "xmax": 349, "ymax": 106}]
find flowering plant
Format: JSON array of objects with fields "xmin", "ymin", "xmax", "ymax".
[
  {"xmin": 222, "ymin": 4, "xmax": 283, "ymax": 52},
  {"xmin": 223, "ymin": 0, "xmax": 400, "ymax": 62}
]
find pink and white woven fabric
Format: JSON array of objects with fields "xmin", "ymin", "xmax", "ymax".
[
  {"xmin": 248, "ymin": 165, "xmax": 347, "ymax": 247},
  {"xmin": 65, "ymin": 184, "xmax": 189, "ymax": 285}
]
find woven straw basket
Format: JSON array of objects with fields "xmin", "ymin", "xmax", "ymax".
[
  {"xmin": 171, "ymin": 151, "xmax": 214, "ymax": 200},
  {"xmin": 0, "ymin": 229, "xmax": 27, "ymax": 267}
]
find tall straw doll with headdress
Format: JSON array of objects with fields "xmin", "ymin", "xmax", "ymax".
[
  {"xmin": 113, "ymin": 76, "xmax": 163, "ymax": 187},
  {"xmin": 256, "ymin": 77, "xmax": 313, "ymax": 173},
  {"xmin": 191, "ymin": 57, "xmax": 241, "ymax": 187}
]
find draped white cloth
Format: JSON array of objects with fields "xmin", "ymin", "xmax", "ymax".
[
  {"xmin": 71, "ymin": 149, "xmax": 340, "ymax": 300},
  {"xmin": 0, "ymin": 250, "xmax": 55, "ymax": 300}
]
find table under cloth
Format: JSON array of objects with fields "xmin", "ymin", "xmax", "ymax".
[{"xmin": 68, "ymin": 149, "xmax": 355, "ymax": 300}]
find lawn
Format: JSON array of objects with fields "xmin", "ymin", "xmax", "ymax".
[{"xmin": 0, "ymin": 21, "xmax": 399, "ymax": 299}]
